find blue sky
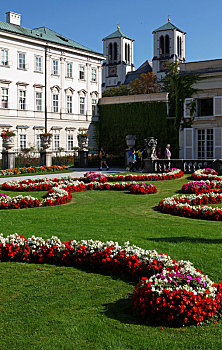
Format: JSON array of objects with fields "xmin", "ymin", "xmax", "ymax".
[{"xmin": 1, "ymin": 0, "xmax": 222, "ymax": 68}]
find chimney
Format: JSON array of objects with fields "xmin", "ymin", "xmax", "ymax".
[{"xmin": 6, "ymin": 12, "xmax": 21, "ymax": 26}]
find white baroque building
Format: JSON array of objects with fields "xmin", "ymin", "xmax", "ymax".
[{"xmin": 0, "ymin": 11, "xmax": 103, "ymax": 155}]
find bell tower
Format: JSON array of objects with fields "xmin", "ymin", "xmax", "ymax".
[
  {"xmin": 102, "ymin": 26, "xmax": 134, "ymax": 92},
  {"xmin": 152, "ymin": 18, "xmax": 186, "ymax": 80}
]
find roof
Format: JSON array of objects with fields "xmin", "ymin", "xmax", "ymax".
[
  {"xmin": 0, "ymin": 21, "xmax": 103, "ymax": 56},
  {"xmin": 103, "ymin": 29, "xmax": 133, "ymax": 41},
  {"xmin": 124, "ymin": 60, "xmax": 153, "ymax": 85},
  {"xmin": 153, "ymin": 21, "xmax": 186, "ymax": 34}
]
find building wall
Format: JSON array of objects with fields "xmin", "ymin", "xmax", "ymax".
[{"xmin": 0, "ymin": 28, "xmax": 103, "ymax": 156}]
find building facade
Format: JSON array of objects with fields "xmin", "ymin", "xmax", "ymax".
[
  {"xmin": 102, "ymin": 26, "xmax": 134, "ymax": 92},
  {"xmin": 0, "ymin": 12, "xmax": 103, "ymax": 156}
]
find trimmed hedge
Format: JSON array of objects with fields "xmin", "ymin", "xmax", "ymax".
[{"xmin": 98, "ymin": 101, "xmax": 178, "ymax": 156}]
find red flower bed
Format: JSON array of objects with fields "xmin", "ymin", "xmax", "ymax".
[{"xmin": 129, "ymin": 183, "xmax": 157, "ymax": 194}]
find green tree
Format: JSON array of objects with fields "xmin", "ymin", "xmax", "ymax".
[
  {"xmin": 129, "ymin": 72, "xmax": 161, "ymax": 94},
  {"xmin": 102, "ymin": 84, "xmax": 130, "ymax": 97},
  {"xmin": 163, "ymin": 61, "xmax": 200, "ymax": 128}
]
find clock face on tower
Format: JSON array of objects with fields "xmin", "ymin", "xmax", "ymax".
[
  {"xmin": 160, "ymin": 60, "xmax": 167, "ymax": 72},
  {"xmin": 108, "ymin": 66, "xmax": 117, "ymax": 77}
]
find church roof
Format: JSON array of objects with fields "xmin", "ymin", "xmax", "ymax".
[
  {"xmin": 0, "ymin": 21, "xmax": 103, "ymax": 55},
  {"xmin": 103, "ymin": 29, "xmax": 133, "ymax": 41},
  {"xmin": 153, "ymin": 21, "xmax": 186, "ymax": 34}
]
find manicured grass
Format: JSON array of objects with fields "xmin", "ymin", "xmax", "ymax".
[{"xmin": 0, "ymin": 174, "xmax": 222, "ymax": 350}]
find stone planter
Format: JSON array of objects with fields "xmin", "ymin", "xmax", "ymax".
[
  {"xmin": 77, "ymin": 135, "xmax": 88, "ymax": 151},
  {"xmin": 2, "ymin": 136, "xmax": 15, "ymax": 151},
  {"xmin": 40, "ymin": 134, "xmax": 52, "ymax": 150},
  {"xmin": 125, "ymin": 135, "xmax": 136, "ymax": 148}
]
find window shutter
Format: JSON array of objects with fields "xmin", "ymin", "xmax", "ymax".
[
  {"xmin": 213, "ymin": 96, "xmax": 222, "ymax": 116},
  {"xmin": 184, "ymin": 128, "xmax": 193, "ymax": 159},
  {"xmin": 184, "ymin": 98, "xmax": 194, "ymax": 118},
  {"xmin": 214, "ymin": 127, "xmax": 222, "ymax": 159}
]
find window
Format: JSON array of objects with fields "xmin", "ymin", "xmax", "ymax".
[
  {"xmin": 114, "ymin": 42, "xmax": 117, "ymax": 61},
  {"xmin": 1, "ymin": 88, "xmax": 8, "ymax": 108},
  {"xmin": 35, "ymin": 56, "xmax": 42, "ymax": 72},
  {"xmin": 79, "ymin": 66, "xmax": 85, "ymax": 80},
  {"xmin": 125, "ymin": 43, "xmax": 128, "ymax": 62},
  {"xmin": 67, "ymin": 62, "xmax": 73, "ymax": 78},
  {"xmin": 108, "ymin": 43, "xmax": 113, "ymax": 61},
  {"xmin": 160, "ymin": 36, "xmax": 164, "ymax": 55},
  {"xmin": 67, "ymin": 134, "xmax": 74, "ymax": 151},
  {"xmin": 53, "ymin": 94, "xmax": 59, "ymax": 112},
  {"xmin": 128, "ymin": 44, "xmax": 130, "ymax": 63},
  {"xmin": 18, "ymin": 53, "xmax": 26, "ymax": 69},
  {"xmin": 197, "ymin": 98, "xmax": 213, "ymax": 117},
  {"xmin": 91, "ymin": 68, "xmax": 97, "ymax": 82},
  {"xmin": 179, "ymin": 37, "xmax": 182, "ymax": 57},
  {"xmin": 66, "ymin": 95, "xmax": 72, "ymax": 113},
  {"xmin": 36, "ymin": 134, "xmax": 41, "ymax": 150},
  {"xmin": 80, "ymin": 97, "xmax": 85, "ymax": 114},
  {"xmin": 20, "ymin": 134, "xmax": 26, "ymax": 150},
  {"xmin": 197, "ymin": 129, "xmax": 213, "ymax": 159},
  {"xmin": 92, "ymin": 99, "xmax": 97, "ymax": 116},
  {"xmin": 54, "ymin": 134, "xmax": 60, "ymax": 151},
  {"xmin": 165, "ymin": 35, "xmax": 170, "ymax": 55},
  {"xmin": 36, "ymin": 92, "xmax": 42, "ymax": 111},
  {"xmin": 19, "ymin": 90, "xmax": 26, "ymax": 110},
  {"xmin": 52, "ymin": 60, "xmax": 58, "ymax": 75},
  {"xmin": 1, "ymin": 49, "xmax": 8, "ymax": 66},
  {"xmin": 177, "ymin": 37, "xmax": 180, "ymax": 57}
]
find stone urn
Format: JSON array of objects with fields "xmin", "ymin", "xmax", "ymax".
[
  {"xmin": 77, "ymin": 134, "xmax": 88, "ymax": 151},
  {"xmin": 125, "ymin": 135, "xmax": 136, "ymax": 148},
  {"xmin": 40, "ymin": 134, "xmax": 52, "ymax": 150},
  {"xmin": 2, "ymin": 136, "xmax": 15, "ymax": 151}
]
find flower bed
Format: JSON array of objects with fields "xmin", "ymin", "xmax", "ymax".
[
  {"xmin": 0, "ymin": 165, "xmax": 67, "ymax": 176},
  {"xmin": 158, "ymin": 192, "xmax": 222, "ymax": 220},
  {"xmin": 129, "ymin": 182, "xmax": 157, "ymax": 195},
  {"xmin": 182, "ymin": 180, "xmax": 222, "ymax": 194},
  {"xmin": 83, "ymin": 169, "xmax": 184, "ymax": 183},
  {"xmin": 191, "ymin": 169, "xmax": 221, "ymax": 181},
  {"xmin": 0, "ymin": 233, "xmax": 221, "ymax": 327}
]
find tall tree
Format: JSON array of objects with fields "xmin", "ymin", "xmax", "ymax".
[
  {"xmin": 162, "ymin": 61, "xmax": 200, "ymax": 128},
  {"xmin": 129, "ymin": 72, "xmax": 161, "ymax": 94}
]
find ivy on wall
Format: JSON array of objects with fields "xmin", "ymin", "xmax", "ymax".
[{"xmin": 98, "ymin": 101, "xmax": 178, "ymax": 156}]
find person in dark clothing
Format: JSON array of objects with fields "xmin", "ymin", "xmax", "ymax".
[{"xmin": 99, "ymin": 147, "xmax": 109, "ymax": 170}]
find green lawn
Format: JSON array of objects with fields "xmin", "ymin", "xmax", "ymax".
[{"xmin": 0, "ymin": 174, "xmax": 222, "ymax": 350}]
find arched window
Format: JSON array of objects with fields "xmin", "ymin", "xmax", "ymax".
[
  {"xmin": 108, "ymin": 43, "xmax": 113, "ymax": 61},
  {"xmin": 114, "ymin": 42, "xmax": 117, "ymax": 61},
  {"xmin": 128, "ymin": 44, "xmax": 130, "ymax": 63},
  {"xmin": 179, "ymin": 37, "xmax": 182, "ymax": 57},
  {"xmin": 165, "ymin": 35, "xmax": 169, "ymax": 55},
  {"xmin": 160, "ymin": 36, "xmax": 164, "ymax": 55},
  {"xmin": 125, "ymin": 43, "xmax": 128, "ymax": 62},
  {"xmin": 177, "ymin": 36, "xmax": 180, "ymax": 57}
]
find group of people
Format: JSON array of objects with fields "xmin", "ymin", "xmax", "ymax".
[
  {"xmin": 128, "ymin": 144, "xmax": 171, "ymax": 172},
  {"xmin": 98, "ymin": 144, "xmax": 171, "ymax": 172}
]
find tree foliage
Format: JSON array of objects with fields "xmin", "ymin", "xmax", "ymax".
[
  {"xmin": 102, "ymin": 84, "xmax": 130, "ymax": 97},
  {"xmin": 162, "ymin": 61, "xmax": 200, "ymax": 128},
  {"xmin": 129, "ymin": 73, "xmax": 161, "ymax": 94}
]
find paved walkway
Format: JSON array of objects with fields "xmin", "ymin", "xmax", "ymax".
[{"xmin": 0, "ymin": 168, "xmax": 125, "ymax": 184}]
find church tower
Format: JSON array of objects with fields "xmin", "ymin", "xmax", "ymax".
[
  {"xmin": 152, "ymin": 18, "xmax": 186, "ymax": 80},
  {"xmin": 102, "ymin": 26, "xmax": 134, "ymax": 92}
]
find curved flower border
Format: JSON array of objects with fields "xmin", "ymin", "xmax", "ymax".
[{"xmin": 0, "ymin": 233, "xmax": 221, "ymax": 327}]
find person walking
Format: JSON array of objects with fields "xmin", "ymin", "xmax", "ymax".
[
  {"xmin": 99, "ymin": 147, "xmax": 109, "ymax": 170},
  {"xmin": 165, "ymin": 144, "xmax": 171, "ymax": 160}
]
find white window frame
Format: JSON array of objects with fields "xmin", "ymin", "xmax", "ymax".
[
  {"xmin": 1, "ymin": 88, "xmax": 9, "ymax": 108},
  {"xmin": 18, "ymin": 52, "xmax": 26, "ymax": 70},
  {"xmin": 213, "ymin": 96, "xmax": 222, "ymax": 116},
  {"xmin": 91, "ymin": 67, "xmax": 97, "ymax": 82},
  {"xmin": 36, "ymin": 92, "xmax": 42, "ymax": 111},
  {"xmin": 54, "ymin": 134, "xmax": 60, "ymax": 151},
  {"xmin": 35, "ymin": 56, "xmax": 42, "ymax": 72},
  {"xmin": 36, "ymin": 134, "xmax": 41, "ymax": 150},
  {"xmin": 19, "ymin": 90, "xmax": 26, "ymax": 110},
  {"xmin": 80, "ymin": 97, "xmax": 85, "ymax": 114},
  {"xmin": 66, "ymin": 62, "xmax": 73, "ymax": 78},
  {"xmin": 20, "ymin": 134, "xmax": 27, "ymax": 150},
  {"xmin": 52, "ymin": 59, "xmax": 59, "ymax": 75},
  {"xmin": 67, "ymin": 134, "xmax": 74, "ymax": 151},
  {"xmin": 66, "ymin": 95, "xmax": 72, "ymax": 114},
  {"xmin": 196, "ymin": 128, "xmax": 214, "ymax": 159},
  {"xmin": 52, "ymin": 94, "xmax": 59, "ymax": 113},
  {"xmin": 79, "ymin": 65, "xmax": 85, "ymax": 80},
  {"xmin": 1, "ymin": 48, "xmax": 9, "ymax": 66}
]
